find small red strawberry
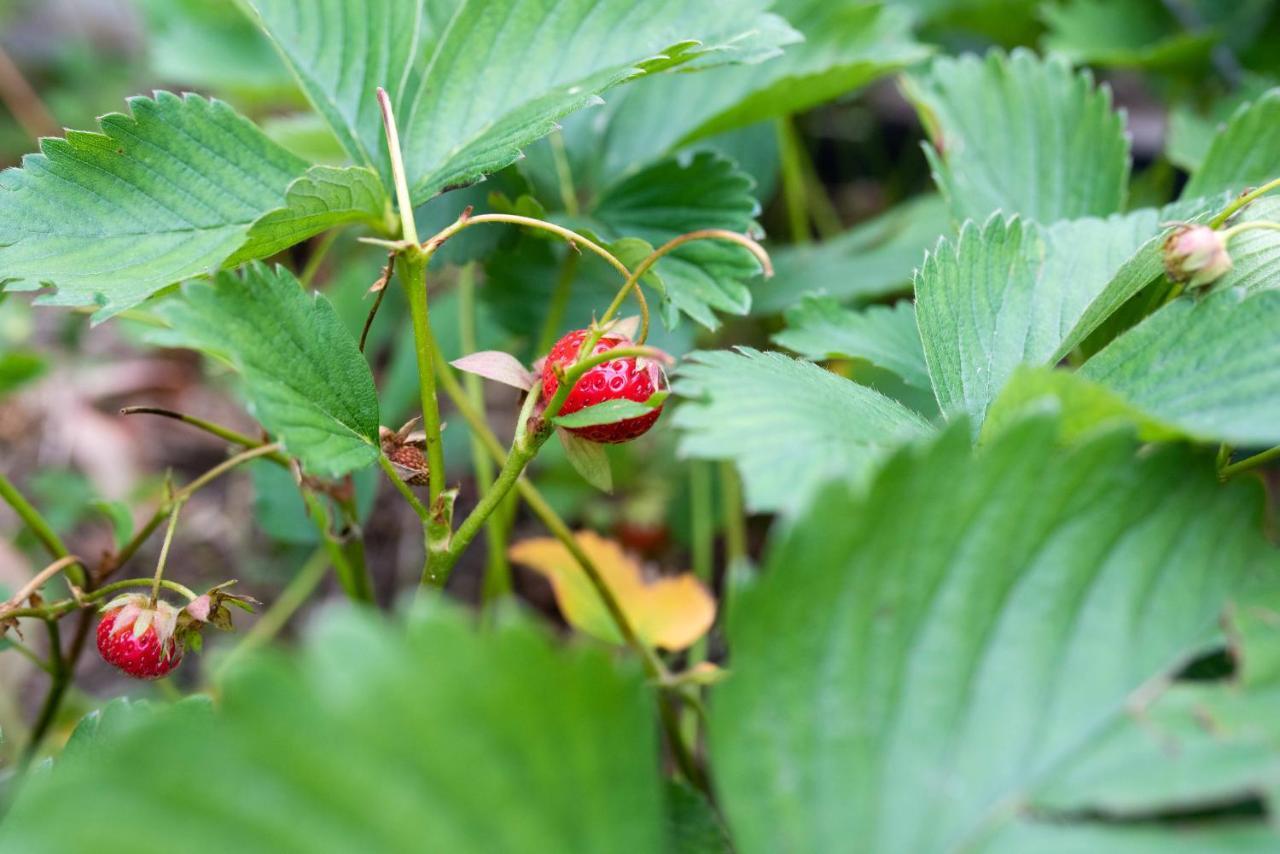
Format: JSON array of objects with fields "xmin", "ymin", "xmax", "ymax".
[
  {"xmin": 96, "ymin": 595, "xmax": 184, "ymax": 680},
  {"xmin": 541, "ymin": 329, "xmax": 667, "ymax": 444}
]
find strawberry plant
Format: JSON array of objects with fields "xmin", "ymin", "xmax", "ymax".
[{"xmin": 1, "ymin": 1, "xmax": 1280, "ymax": 851}]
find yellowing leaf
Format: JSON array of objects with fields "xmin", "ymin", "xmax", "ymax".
[{"xmin": 509, "ymin": 532, "xmax": 714, "ymax": 651}]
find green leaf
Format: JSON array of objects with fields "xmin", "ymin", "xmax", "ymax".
[
  {"xmin": 228, "ymin": 166, "xmax": 389, "ymax": 265},
  {"xmin": 1, "ymin": 605, "xmax": 665, "ymax": 853},
  {"xmin": 153, "ymin": 263, "xmax": 380, "ymax": 476},
  {"xmin": 245, "ymin": 0, "xmax": 790, "ymax": 204},
  {"xmin": 774, "ymin": 296, "xmax": 929, "ymax": 392},
  {"xmin": 553, "ymin": 399, "xmax": 660, "ymax": 430},
  {"xmin": 1212, "ymin": 196, "xmax": 1280, "ymax": 296},
  {"xmin": 89, "ymin": 500, "xmax": 135, "ymax": 551},
  {"xmin": 710, "ymin": 420, "xmax": 1279, "ymax": 853},
  {"xmin": 586, "ymin": 0, "xmax": 928, "ymax": 172},
  {"xmin": 557, "ymin": 428, "xmax": 613, "ymax": 493},
  {"xmin": 1080, "ymin": 289, "xmax": 1280, "ymax": 446},
  {"xmin": 672, "ymin": 348, "xmax": 932, "ymax": 514},
  {"xmin": 1166, "ymin": 78, "xmax": 1277, "ymax": 173},
  {"xmin": 666, "ymin": 780, "xmax": 732, "ymax": 854},
  {"xmin": 981, "ymin": 366, "xmax": 1187, "ymax": 445},
  {"xmin": 0, "ymin": 92, "xmax": 309, "ymax": 320},
  {"xmin": 1041, "ymin": 0, "xmax": 1217, "ymax": 70},
  {"xmin": 590, "ymin": 152, "xmax": 764, "ymax": 329},
  {"xmin": 752, "ymin": 194, "xmax": 951, "ymax": 315},
  {"xmin": 1183, "ymin": 89, "xmax": 1280, "ymax": 200},
  {"xmin": 905, "ymin": 49, "xmax": 1129, "ymax": 223},
  {"xmin": 915, "ymin": 212, "xmax": 1159, "ymax": 427}
]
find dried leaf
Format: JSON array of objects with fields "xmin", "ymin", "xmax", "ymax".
[
  {"xmin": 557, "ymin": 428, "xmax": 612, "ymax": 492},
  {"xmin": 509, "ymin": 531, "xmax": 715, "ymax": 651}
]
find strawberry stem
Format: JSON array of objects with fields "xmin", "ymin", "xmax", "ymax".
[{"xmin": 149, "ymin": 502, "xmax": 183, "ymax": 607}]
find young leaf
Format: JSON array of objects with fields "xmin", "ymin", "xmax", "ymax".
[
  {"xmin": 711, "ymin": 420, "xmax": 1278, "ymax": 853},
  {"xmin": 905, "ymin": 49, "xmax": 1130, "ymax": 223},
  {"xmin": 0, "ymin": 92, "xmax": 309, "ymax": 320},
  {"xmin": 508, "ymin": 531, "xmax": 715, "ymax": 651},
  {"xmin": 153, "ymin": 263, "xmax": 380, "ymax": 477},
  {"xmin": 672, "ymin": 348, "xmax": 933, "ymax": 514},
  {"xmin": 590, "ymin": 152, "xmax": 764, "ymax": 329},
  {"xmin": 450, "ymin": 351, "xmax": 535, "ymax": 391},
  {"xmin": 556, "ymin": 428, "xmax": 613, "ymax": 493},
  {"xmin": 1080, "ymin": 289, "xmax": 1280, "ymax": 446},
  {"xmin": 244, "ymin": 0, "xmax": 791, "ymax": 204},
  {"xmin": 774, "ymin": 297, "xmax": 929, "ymax": 392},
  {"xmin": 915, "ymin": 212, "xmax": 1159, "ymax": 428},
  {"xmin": 1, "ymin": 605, "xmax": 666, "ymax": 852},
  {"xmin": 1183, "ymin": 89, "xmax": 1280, "ymax": 200},
  {"xmin": 751, "ymin": 194, "xmax": 952, "ymax": 315}
]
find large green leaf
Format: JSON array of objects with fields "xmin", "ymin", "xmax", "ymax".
[
  {"xmin": 905, "ymin": 49, "xmax": 1130, "ymax": 223},
  {"xmin": 774, "ymin": 296, "xmax": 929, "ymax": 393},
  {"xmin": 751, "ymin": 194, "xmax": 952, "ymax": 315},
  {"xmin": 711, "ymin": 420, "xmax": 1279, "ymax": 853},
  {"xmin": 672, "ymin": 348, "xmax": 932, "ymax": 514},
  {"xmin": 244, "ymin": 0, "xmax": 789, "ymax": 204},
  {"xmin": 1, "ymin": 605, "xmax": 667, "ymax": 853},
  {"xmin": 1041, "ymin": 0, "xmax": 1216, "ymax": 70},
  {"xmin": 915, "ymin": 211, "xmax": 1158, "ymax": 426},
  {"xmin": 1080, "ymin": 289, "xmax": 1280, "ymax": 447},
  {"xmin": 153, "ymin": 263, "xmax": 380, "ymax": 476},
  {"xmin": 589, "ymin": 152, "xmax": 763, "ymax": 329},
  {"xmin": 0, "ymin": 92, "xmax": 308, "ymax": 319},
  {"xmin": 1183, "ymin": 89, "xmax": 1280, "ymax": 200}
]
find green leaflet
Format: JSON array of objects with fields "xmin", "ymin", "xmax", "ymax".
[
  {"xmin": 1183, "ymin": 89, "xmax": 1280, "ymax": 200},
  {"xmin": 711, "ymin": 419, "xmax": 1279, "ymax": 853},
  {"xmin": 244, "ymin": 0, "xmax": 791, "ymax": 204},
  {"xmin": 0, "ymin": 92, "xmax": 308, "ymax": 319},
  {"xmin": 153, "ymin": 263, "xmax": 380, "ymax": 477},
  {"xmin": 672, "ymin": 348, "xmax": 932, "ymax": 514},
  {"xmin": 905, "ymin": 49, "xmax": 1130, "ymax": 223}
]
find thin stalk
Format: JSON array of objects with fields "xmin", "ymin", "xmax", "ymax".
[
  {"xmin": 1221, "ymin": 220, "xmax": 1280, "ymax": 241},
  {"xmin": 5, "ymin": 635, "xmax": 51, "ymax": 673},
  {"xmin": 299, "ymin": 228, "xmax": 342, "ymax": 288},
  {"xmin": 149, "ymin": 504, "xmax": 183, "ymax": 605},
  {"xmin": 378, "ymin": 454, "xmax": 430, "ymax": 519},
  {"xmin": 118, "ymin": 407, "xmax": 289, "ymax": 467},
  {"xmin": 22, "ymin": 619, "xmax": 64, "ymax": 765},
  {"xmin": 1221, "ymin": 445, "xmax": 1280, "ymax": 479},
  {"xmin": 0, "ymin": 43, "xmax": 59, "ymax": 140},
  {"xmin": 682, "ymin": 461, "xmax": 714, "ymax": 743},
  {"xmin": 301, "ymin": 490, "xmax": 369, "ymax": 601},
  {"xmin": 0, "ymin": 473, "xmax": 85, "ymax": 587},
  {"xmin": 459, "ymin": 264, "xmax": 513, "ymax": 600},
  {"xmin": 2, "ymin": 555, "xmax": 83, "ymax": 610},
  {"xmin": 776, "ymin": 116, "xmax": 811, "ymax": 243},
  {"xmin": 536, "ymin": 251, "xmax": 581, "ymax": 355},
  {"xmin": 1210, "ymin": 177, "xmax": 1280, "ymax": 228},
  {"xmin": 793, "ymin": 123, "xmax": 842, "ymax": 240},
  {"xmin": 398, "ymin": 248, "xmax": 448, "ymax": 506},
  {"xmin": 720, "ymin": 461, "xmax": 749, "ymax": 619},
  {"xmin": 2, "ymin": 579, "xmax": 198, "ymax": 622},
  {"xmin": 548, "ymin": 129, "xmax": 579, "ymax": 216},
  {"xmin": 214, "ymin": 547, "xmax": 329, "ymax": 680}
]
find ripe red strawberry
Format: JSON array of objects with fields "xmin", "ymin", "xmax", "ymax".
[
  {"xmin": 541, "ymin": 329, "xmax": 666, "ymax": 444},
  {"xmin": 96, "ymin": 595, "xmax": 183, "ymax": 680}
]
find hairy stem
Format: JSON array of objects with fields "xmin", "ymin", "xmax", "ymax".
[{"xmin": 1210, "ymin": 176, "xmax": 1280, "ymax": 228}]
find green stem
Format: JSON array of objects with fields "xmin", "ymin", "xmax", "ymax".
[
  {"xmin": 682, "ymin": 461, "xmax": 714, "ymax": 744},
  {"xmin": 0, "ymin": 473, "xmax": 85, "ymax": 587},
  {"xmin": 1210, "ymin": 177, "xmax": 1280, "ymax": 228},
  {"xmin": 118, "ymin": 408, "xmax": 288, "ymax": 465},
  {"xmin": 23, "ymin": 619, "xmax": 64, "ymax": 765},
  {"xmin": 301, "ymin": 490, "xmax": 369, "ymax": 602},
  {"xmin": 1220, "ymin": 220, "xmax": 1280, "ymax": 241},
  {"xmin": 397, "ymin": 247, "xmax": 447, "ymax": 506},
  {"xmin": 720, "ymin": 461, "xmax": 749, "ymax": 618},
  {"xmin": 149, "ymin": 503, "xmax": 183, "ymax": 606},
  {"xmin": 548, "ymin": 129, "xmax": 579, "ymax": 217},
  {"xmin": 776, "ymin": 115, "xmax": 811, "ymax": 244},
  {"xmin": 2, "ymin": 579, "xmax": 200, "ymax": 622},
  {"xmin": 458, "ymin": 265, "xmax": 513, "ymax": 601},
  {"xmin": 378, "ymin": 454, "xmax": 430, "ymax": 520},
  {"xmin": 299, "ymin": 228, "xmax": 342, "ymax": 288},
  {"xmin": 1221, "ymin": 444, "xmax": 1280, "ymax": 479},
  {"xmin": 5, "ymin": 635, "xmax": 52, "ymax": 673},
  {"xmin": 536, "ymin": 251, "xmax": 581, "ymax": 355},
  {"xmin": 214, "ymin": 547, "xmax": 328, "ymax": 680}
]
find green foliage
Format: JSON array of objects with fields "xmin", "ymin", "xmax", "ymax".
[
  {"xmin": 153, "ymin": 263, "xmax": 380, "ymax": 477},
  {"xmin": 244, "ymin": 0, "xmax": 790, "ymax": 204},
  {"xmin": 1184, "ymin": 89, "xmax": 1280, "ymax": 199},
  {"xmin": 774, "ymin": 296, "xmax": 929, "ymax": 394},
  {"xmin": 914, "ymin": 212, "xmax": 1158, "ymax": 427},
  {"xmin": 906, "ymin": 49, "xmax": 1130, "ymax": 223},
  {"xmin": 0, "ymin": 92, "xmax": 308, "ymax": 319},
  {"xmin": 672, "ymin": 348, "xmax": 931, "ymax": 514},
  {"xmin": 1, "ymin": 605, "xmax": 667, "ymax": 853},
  {"xmin": 1041, "ymin": 0, "xmax": 1216, "ymax": 69},
  {"xmin": 1080, "ymin": 289, "xmax": 1280, "ymax": 447},
  {"xmin": 711, "ymin": 420, "xmax": 1279, "ymax": 852},
  {"xmin": 752, "ymin": 194, "xmax": 952, "ymax": 315}
]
